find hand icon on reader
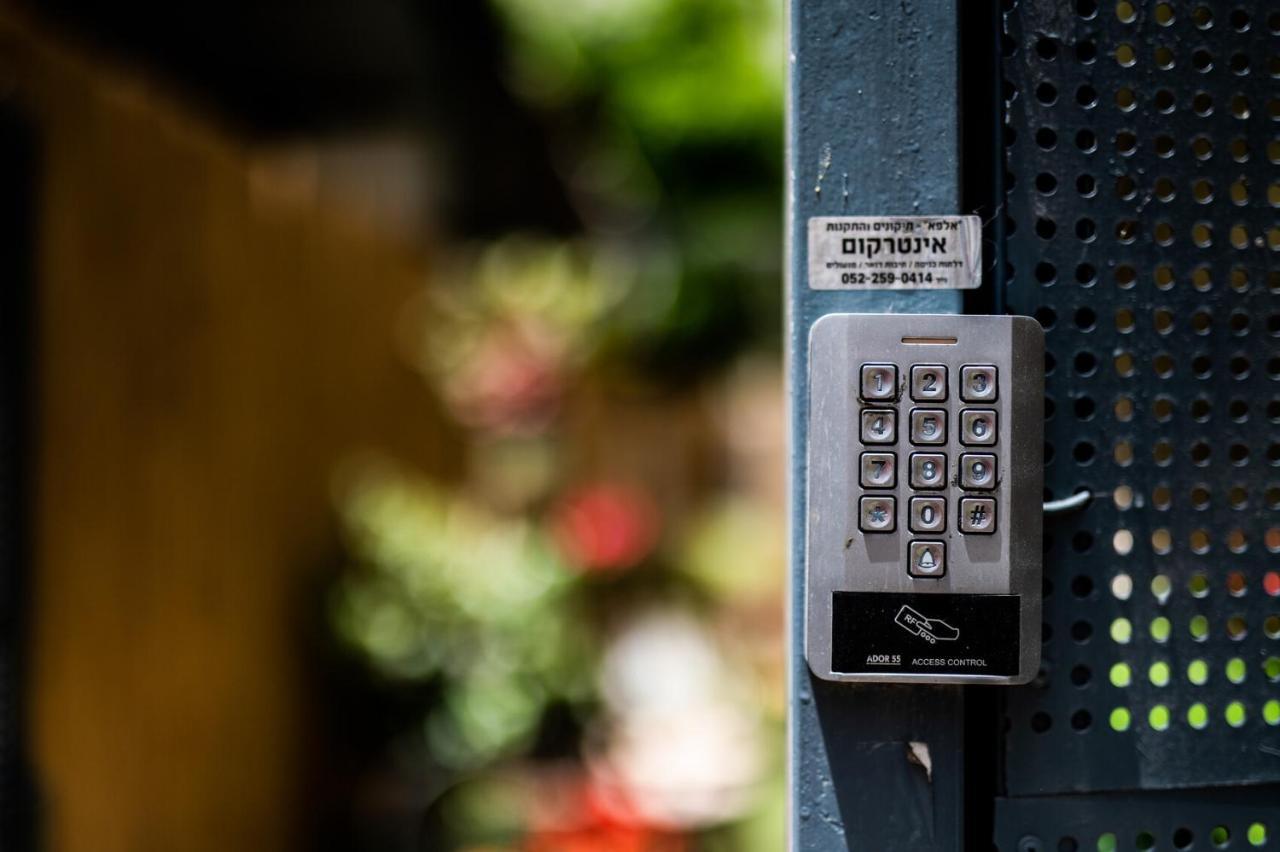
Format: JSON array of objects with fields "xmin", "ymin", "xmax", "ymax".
[{"xmin": 893, "ymin": 605, "xmax": 960, "ymax": 644}]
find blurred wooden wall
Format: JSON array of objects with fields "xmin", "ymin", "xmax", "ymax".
[{"xmin": 1, "ymin": 14, "xmax": 457, "ymax": 851}]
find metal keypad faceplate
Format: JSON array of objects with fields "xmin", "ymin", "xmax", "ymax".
[{"xmin": 805, "ymin": 313, "xmax": 1044, "ymax": 684}]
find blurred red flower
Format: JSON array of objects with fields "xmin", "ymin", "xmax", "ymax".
[
  {"xmin": 523, "ymin": 775, "xmax": 686, "ymax": 852},
  {"xmin": 550, "ymin": 484, "xmax": 660, "ymax": 572}
]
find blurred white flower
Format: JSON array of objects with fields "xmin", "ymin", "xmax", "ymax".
[{"xmin": 592, "ymin": 610, "xmax": 764, "ymax": 828}]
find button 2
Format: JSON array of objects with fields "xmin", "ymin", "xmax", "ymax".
[
  {"xmin": 859, "ymin": 496, "xmax": 896, "ymax": 533},
  {"xmin": 861, "ymin": 409, "xmax": 897, "ymax": 444},
  {"xmin": 960, "ymin": 409, "xmax": 997, "ymax": 446},
  {"xmin": 909, "ymin": 496, "xmax": 946, "ymax": 533},
  {"xmin": 909, "ymin": 409, "xmax": 947, "ymax": 445},
  {"xmin": 909, "ymin": 541, "xmax": 946, "ymax": 578},
  {"xmin": 961, "ymin": 365, "xmax": 998, "ymax": 402},
  {"xmin": 861, "ymin": 364, "xmax": 898, "ymax": 401},
  {"xmin": 959, "ymin": 453, "xmax": 997, "ymax": 489},
  {"xmin": 860, "ymin": 452, "xmax": 897, "ymax": 488},
  {"xmin": 910, "ymin": 364, "xmax": 947, "ymax": 401}
]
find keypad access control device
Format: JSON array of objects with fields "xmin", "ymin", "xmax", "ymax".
[{"xmin": 805, "ymin": 314, "xmax": 1044, "ymax": 684}]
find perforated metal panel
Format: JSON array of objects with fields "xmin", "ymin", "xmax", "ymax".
[{"xmin": 998, "ymin": 0, "xmax": 1280, "ymax": 825}]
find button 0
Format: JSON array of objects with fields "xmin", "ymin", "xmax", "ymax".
[
  {"xmin": 860, "ymin": 364, "xmax": 898, "ymax": 401},
  {"xmin": 860, "ymin": 452, "xmax": 897, "ymax": 488},
  {"xmin": 909, "ymin": 409, "xmax": 947, "ymax": 445},
  {"xmin": 909, "ymin": 452, "xmax": 947, "ymax": 489},
  {"xmin": 959, "ymin": 497, "xmax": 997, "ymax": 534},
  {"xmin": 860, "ymin": 409, "xmax": 897, "ymax": 444},
  {"xmin": 859, "ymin": 496, "xmax": 896, "ymax": 533},
  {"xmin": 910, "ymin": 364, "xmax": 947, "ymax": 401},
  {"xmin": 959, "ymin": 453, "xmax": 998, "ymax": 489},
  {"xmin": 909, "ymin": 496, "xmax": 946, "ymax": 534},
  {"xmin": 961, "ymin": 365, "xmax": 998, "ymax": 402},
  {"xmin": 960, "ymin": 409, "xmax": 998, "ymax": 446},
  {"xmin": 909, "ymin": 540, "xmax": 946, "ymax": 578}
]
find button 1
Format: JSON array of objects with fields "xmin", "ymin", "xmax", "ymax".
[
  {"xmin": 909, "ymin": 496, "xmax": 946, "ymax": 534},
  {"xmin": 909, "ymin": 452, "xmax": 947, "ymax": 489},
  {"xmin": 960, "ymin": 409, "xmax": 998, "ymax": 446},
  {"xmin": 961, "ymin": 365, "xmax": 998, "ymax": 402},
  {"xmin": 860, "ymin": 409, "xmax": 897, "ymax": 444},
  {"xmin": 909, "ymin": 540, "xmax": 946, "ymax": 578},
  {"xmin": 909, "ymin": 409, "xmax": 947, "ymax": 445},
  {"xmin": 859, "ymin": 496, "xmax": 896, "ymax": 533},
  {"xmin": 959, "ymin": 453, "xmax": 998, "ymax": 489},
  {"xmin": 910, "ymin": 364, "xmax": 948, "ymax": 401},
  {"xmin": 860, "ymin": 451, "xmax": 897, "ymax": 488},
  {"xmin": 861, "ymin": 363, "xmax": 898, "ymax": 401},
  {"xmin": 959, "ymin": 497, "xmax": 997, "ymax": 534}
]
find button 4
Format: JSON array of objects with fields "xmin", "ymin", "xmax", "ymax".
[
  {"xmin": 859, "ymin": 496, "xmax": 896, "ymax": 533},
  {"xmin": 959, "ymin": 453, "xmax": 998, "ymax": 489},
  {"xmin": 910, "ymin": 364, "xmax": 947, "ymax": 401},
  {"xmin": 960, "ymin": 409, "xmax": 997, "ymax": 446},
  {"xmin": 859, "ymin": 451, "xmax": 897, "ymax": 488},
  {"xmin": 860, "ymin": 363, "xmax": 898, "ymax": 401},
  {"xmin": 860, "ymin": 409, "xmax": 897, "ymax": 444},
  {"xmin": 909, "ymin": 409, "xmax": 947, "ymax": 445}
]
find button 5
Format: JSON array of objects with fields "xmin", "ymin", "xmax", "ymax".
[{"xmin": 909, "ymin": 409, "xmax": 947, "ymax": 445}]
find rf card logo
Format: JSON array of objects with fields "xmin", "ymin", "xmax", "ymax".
[{"xmin": 894, "ymin": 605, "xmax": 960, "ymax": 644}]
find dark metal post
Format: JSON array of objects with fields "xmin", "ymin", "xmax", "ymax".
[{"xmin": 786, "ymin": 1, "xmax": 968, "ymax": 848}]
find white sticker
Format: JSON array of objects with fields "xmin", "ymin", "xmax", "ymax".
[{"xmin": 807, "ymin": 215, "xmax": 982, "ymax": 290}]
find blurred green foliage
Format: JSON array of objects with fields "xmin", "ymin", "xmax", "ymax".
[{"xmin": 490, "ymin": 0, "xmax": 784, "ymax": 378}]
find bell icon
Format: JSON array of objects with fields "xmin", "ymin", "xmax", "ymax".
[{"xmin": 918, "ymin": 550, "xmax": 936, "ymax": 570}]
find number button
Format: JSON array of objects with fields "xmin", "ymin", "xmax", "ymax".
[
  {"xmin": 909, "ymin": 541, "xmax": 946, "ymax": 578},
  {"xmin": 910, "ymin": 364, "xmax": 947, "ymax": 401},
  {"xmin": 860, "ymin": 363, "xmax": 898, "ymax": 401},
  {"xmin": 959, "ymin": 453, "xmax": 998, "ymax": 490},
  {"xmin": 909, "ymin": 452, "xmax": 947, "ymax": 490},
  {"xmin": 960, "ymin": 409, "xmax": 998, "ymax": 446},
  {"xmin": 909, "ymin": 496, "xmax": 946, "ymax": 534},
  {"xmin": 959, "ymin": 497, "xmax": 997, "ymax": 534},
  {"xmin": 860, "ymin": 409, "xmax": 897, "ymax": 444},
  {"xmin": 859, "ymin": 451, "xmax": 897, "ymax": 488},
  {"xmin": 859, "ymin": 496, "xmax": 896, "ymax": 533},
  {"xmin": 961, "ymin": 365, "xmax": 998, "ymax": 402},
  {"xmin": 909, "ymin": 409, "xmax": 947, "ymax": 445}
]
